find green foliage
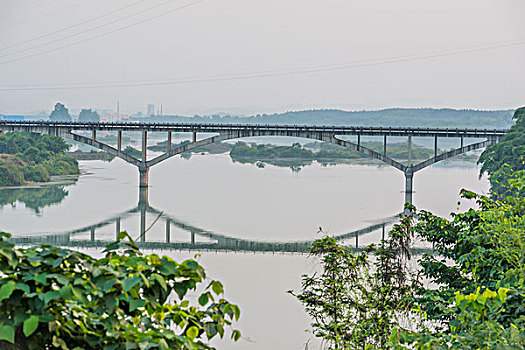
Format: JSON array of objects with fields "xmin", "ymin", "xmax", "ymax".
[
  {"xmin": 0, "ymin": 231, "xmax": 240, "ymax": 349},
  {"xmin": 291, "ymin": 214, "xmax": 419, "ymax": 349},
  {"xmin": 295, "ymin": 167, "xmax": 525, "ymax": 349},
  {"xmin": 0, "ymin": 164, "xmax": 25, "ymax": 187},
  {"xmin": 49, "ymin": 102, "xmax": 71, "ymax": 122},
  {"xmin": 479, "ymin": 107, "xmax": 525, "ymax": 198},
  {"xmin": 77, "ymin": 108, "xmax": 100, "ymax": 123},
  {"xmin": 0, "ymin": 132, "xmax": 79, "ymax": 186}
]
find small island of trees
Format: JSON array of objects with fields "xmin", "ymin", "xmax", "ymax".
[{"xmin": 0, "ymin": 132, "xmax": 79, "ymax": 187}]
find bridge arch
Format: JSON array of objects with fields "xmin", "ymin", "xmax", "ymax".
[{"xmin": 0, "ymin": 121, "xmax": 505, "ymax": 206}]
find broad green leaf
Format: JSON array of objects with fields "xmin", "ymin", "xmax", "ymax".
[
  {"xmin": 129, "ymin": 299, "xmax": 145, "ymax": 312},
  {"xmin": 0, "ymin": 325, "xmax": 15, "ymax": 344},
  {"xmin": 43, "ymin": 291, "xmax": 61, "ymax": 304},
  {"xmin": 185, "ymin": 260, "xmax": 199, "ymax": 269},
  {"xmin": 158, "ymin": 339, "xmax": 169, "ymax": 350},
  {"xmin": 211, "ymin": 281, "xmax": 223, "ymax": 295},
  {"xmin": 34, "ymin": 273, "xmax": 49, "ymax": 285},
  {"xmin": 122, "ymin": 276, "xmax": 141, "ymax": 292},
  {"xmin": 105, "ymin": 294, "xmax": 117, "ymax": 311},
  {"xmin": 23, "ymin": 315, "xmax": 39, "ymax": 337},
  {"xmin": 151, "ymin": 274, "xmax": 167, "ymax": 291},
  {"xmin": 186, "ymin": 326, "xmax": 199, "ymax": 340},
  {"xmin": 14, "ymin": 283, "xmax": 30, "ymax": 294},
  {"xmin": 59, "ymin": 285, "xmax": 73, "ymax": 299},
  {"xmin": 231, "ymin": 330, "xmax": 241, "ymax": 341},
  {"xmin": 0, "ymin": 280, "xmax": 15, "ymax": 302},
  {"xmin": 198, "ymin": 293, "xmax": 209, "ymax": 306},
  {"xmin": 101, "ymin": 279, "xmax": 117, "ymax": 292}
]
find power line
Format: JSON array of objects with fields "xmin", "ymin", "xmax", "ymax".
[
  {"xmin": 0, "ymin": 0, "xmax": 92, "ymax": 30},
  {"xmin": 0, "ymin": 0, "xmax": 148, "ymax": 52},
  {"xmin": 0, "ymin": 0, "xmax": 198, "ymax": 61},
  {"xmin": 1, "ymin": 38, "xmax": 524, "ymax": 91}
]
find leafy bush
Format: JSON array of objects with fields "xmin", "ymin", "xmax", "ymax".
[
  {"xmin": 0, "ymin": 165, "xmax": 24, "ymax": 187},
  {"xmin": 294, "ymin": 167, "xmax": 525, "ymax": 349},
  {"xmin": 21, "ymin": 164, "xmax": 50, "ymax": 183},
  {"xmin": 0, "ymin": 232, "xmax": 241, "ymax": 349},
  {"xmin": 479, "ymin": 106, "xmax": 525, "ymax": 198},
  {"xmin": 0, "ymin": 132, "xmax": 79, "ymax": 186}
]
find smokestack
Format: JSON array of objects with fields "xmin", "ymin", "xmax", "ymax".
[{"xmin": 117, "ymin": 101, "xmax": 120, "ymax": 115}]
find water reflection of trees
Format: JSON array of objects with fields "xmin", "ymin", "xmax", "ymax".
[{"xmin": 0, "ymin": 182, "xmax": 76, "ymax": 214}]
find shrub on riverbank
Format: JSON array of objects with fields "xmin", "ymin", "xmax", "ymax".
[
  {"xmin": 0, "ymin": 231, "xmax": 241, "ymax": 349},
  {"xmin": 0, "ymin": 132, "xmax": 79, "ymax": 187},
  {"xmin": 293, "ymin": 165, "xmax": 525, "ymax": 349}
]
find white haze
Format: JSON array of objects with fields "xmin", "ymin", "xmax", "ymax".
[{"xmin": 0, "ymin": 0, "xmax": 524, "ymax": 116}]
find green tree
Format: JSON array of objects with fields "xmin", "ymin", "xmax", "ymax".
[
  {"xmin": 49, "ymin": 103, "xmax": 71, "ymax": 122},
  {"xmin": 479, "ymin": 106, "xmax": 525, "ymax": 198},
  {"xmin": 291, "ymin": 214, "xmax": 419, "ymax": 349},
  {"xmin": 0, "ymin": 231, "xmax": 241, "ymax": 349},
  {"xmin": 294, "ymin": 167, "xmax": 525, "ymax": 349},
  {"xmin": 78, "ymin": 108, "xmax": 100, "ymax": 123}
]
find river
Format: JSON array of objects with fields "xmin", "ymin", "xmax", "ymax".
[{"xmin": 0, "ymin": 152, "xmax": 489, "ymax": 349}]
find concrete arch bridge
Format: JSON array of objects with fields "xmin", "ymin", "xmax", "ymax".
[{"xmin": 0, "ymin": 121, "xmax": 506, "ymax": 204}]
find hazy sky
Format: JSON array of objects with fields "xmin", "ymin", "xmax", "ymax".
[{"xmin": 0, "ymin": 0, "xmax": 524, "ymax": 115}]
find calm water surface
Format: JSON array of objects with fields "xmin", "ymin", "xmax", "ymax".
[{"xmin": 0, "ymin": 154, "xmax": 489, "ymax": 349}]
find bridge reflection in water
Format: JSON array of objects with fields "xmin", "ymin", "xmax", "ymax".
[{"xmin": 9, "ymin": 189, "xmax": 419, "ymax": 254}]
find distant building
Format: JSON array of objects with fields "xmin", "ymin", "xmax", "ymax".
[
  {"xmin": 147, "ymin": 104, "xmax": 155, "ymax": 117},
  {"xmin": 0, "ymin": 115, "xmax": 24, "ymax": 121}
]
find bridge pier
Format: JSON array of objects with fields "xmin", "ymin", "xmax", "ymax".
[
  {"xmin": 139, "ymin": 167, "xmax": 149, "ymax": 188},
  {"xmin": 117, "ymin": 130, "xmax": 122, "ymax": 152},
  {"xmin": 166, "ymin": 219, "xmax": 171, "ymax": 243},
  {"xmin": 404, "ymin": 170, "xmax": 413, "ymax": 206}
]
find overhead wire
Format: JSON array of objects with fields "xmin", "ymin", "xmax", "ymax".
[
  {"xmin": 0, "ymin": 0, "xmax": 148, "ymax": 52},
  {"xmin": 0, "ymin": 0, "xmax": 92, "ymax": 30},
  {"xmin": 0, "ymin": 38, "xmax": 524, "ymax": 91},
  {"xmin": 0, "ymin": 0, "xmax": 201, "ymax": 62}
]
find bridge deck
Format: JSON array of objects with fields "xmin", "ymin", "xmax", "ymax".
[{"xmin": 0, "ymin": 121, "xmax": 507, "ymax": 138}]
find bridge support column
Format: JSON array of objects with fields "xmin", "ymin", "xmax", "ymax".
[
  {"xmin": 140, "ymin": 208, "xmax": 146, "ymax": 243},
  {"xmin": 404, "ymin": 171, "xmax": 413, "ymax": 206},
  {"xmin": 142, "ymin": 131, "xmax": 147, "ymax": 162},
  {"xmin": 167, "ymin": 131, "xmax": 172, "ymax": 151},
  {"xmin": 115, "ymin": 218, "xmax": 121, "ymax": 239},
  {"xmin": 118, "ymin": 130, "xmax": 122, "ymax": 152},
  {"xmin": 192, "ymin": 131, "xmax": 197, "ymax": 143},
  {"xmin": 407, "ymin": 135, "xmax": 412, "ymax": 166},
  {"xmin": 383, "ymin": 135, "xmax": 387, "ymax": 156},
  {"xmin": 138, "ymin": 185, "xmax": 149, "ymax": 206},
  {"xmin": 434, "ymin": 135, "xmax": 438, "ymax": 158},
  {"xmin": 92, "ymin": 129, "xmax": 96, "ymax": 141},
  {"xmin": 139, "ymin": 167, "xmax": 149, "ymax": 188},
  {"xmin": 166, "ymin": 219, "xmax": 171, "ymax": 243}
]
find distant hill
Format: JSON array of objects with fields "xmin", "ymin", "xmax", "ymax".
[{"xmin": 136, "ymin": 108, "xmax": 514, "ymax": 129}]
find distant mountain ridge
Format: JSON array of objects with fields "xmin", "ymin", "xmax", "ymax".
[{"xmin": 137, "ymin": 108, "xmax": 514, "ymax": 129}]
